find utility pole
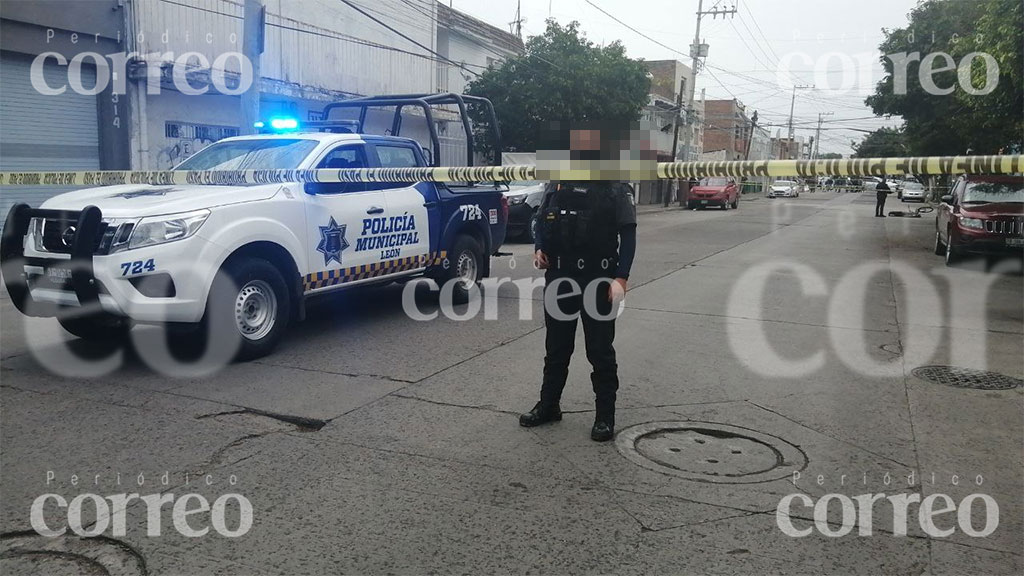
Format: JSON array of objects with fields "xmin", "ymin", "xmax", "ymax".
[
  {"xmin": 813, "ymin": 111, "xmax": 833, "ymax": 159},
  {"xmin": 786, "ymin": 84, "xmax": 812, "ymax": 158},
  {"xmin": 666, "ymin": 77, "xmax": 686, "ymax": 207},
  {"xmin": 242, "ymin": 0, "xmax": 265, "ymax": 135},
  {"xmin": 679, "ymin": 1, "xmax": 736, "ymax": 167},
  {"xmin": 510, "ymin": 1, "xmax": 525, "ymax": 40},
  {"xmin": 744, "ymin": 110, "xmax": 758, "ymax": 161}
]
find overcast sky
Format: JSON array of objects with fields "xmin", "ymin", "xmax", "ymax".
[{"xmin": 447, "ymin": 0, "xmax": 924, "ymax": 155}]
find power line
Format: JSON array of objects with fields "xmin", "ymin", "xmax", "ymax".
[
  {"xmin": 399, "ymin": 0, "xmax": 564, "ymax": 72},
  {"xmin": 153, "ymin": 0, "xmax": 487, "ymax": 70},
  {"xmin": 582, "ymin": 0, "xmax": 691, "ymax": 60},
  {"xmin": 336, "ymin": 0, "xmax": 480, "ymax": 77}
]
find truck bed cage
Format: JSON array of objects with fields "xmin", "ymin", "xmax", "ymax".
[{"xmin": 321, "ymin": 93, "xmax": 502, "ymax": 169}]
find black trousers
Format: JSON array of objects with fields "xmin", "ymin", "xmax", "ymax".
[
  {"xmin": 539, "ymin": 270, "xmax": 619, "ymax": 423},
  {"xmin": 875, "ymin": 195, "xmax": 887, "ymax": 216}
]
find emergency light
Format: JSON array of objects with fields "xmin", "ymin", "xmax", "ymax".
[
  {"xmin": 270, "ymin": 118, "xmax": 299, "ymax": 130},
  {"xmin": 254, "ymin": 118, "xmax": 300, "ymax": 132}
]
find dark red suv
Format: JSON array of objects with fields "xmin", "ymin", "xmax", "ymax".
[{"xmin": 934, "ymin": 174, "xmax": 1024, "ymax": 265}]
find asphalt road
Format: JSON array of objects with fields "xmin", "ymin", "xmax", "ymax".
[{"xmin": 1, "ymin": 191, "xmax": 1021, "ymax": 575}]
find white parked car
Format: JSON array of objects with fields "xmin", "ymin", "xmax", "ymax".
[{"xmin": 768, "ymin": 180, "xmax": 799, "ymax": 198}]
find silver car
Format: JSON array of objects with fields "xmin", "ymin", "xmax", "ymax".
[{"xmin": 901, "ymin": 181, "xmax": 927, "ymax": 202}]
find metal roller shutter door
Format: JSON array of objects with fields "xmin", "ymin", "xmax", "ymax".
[{"xmin": 0, "ymin": 52, "xmax": 101, "ymax": 230}]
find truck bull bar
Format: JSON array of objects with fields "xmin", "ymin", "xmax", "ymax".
[{"xmin": 1, "ymin": 203, "xmax": 104, "ymax": 317}]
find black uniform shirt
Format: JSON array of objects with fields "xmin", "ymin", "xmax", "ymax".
[
  {"xmin": 876, "ymin": 180, "xmax": 891, "ymax": 199},
  {"xmin": 535, "ymin": 181, "xmax": 638, "ymax": 278}
]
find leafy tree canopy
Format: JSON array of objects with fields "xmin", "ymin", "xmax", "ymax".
[
  {"xmin": 865, "ymin": 0, "xmax": 1023, "ymax": 155},
  {"xmin": 466, "ymin": 20, "xmax": 651, "ymax": 153},
  {"xmin": 853, "ymin": 127, "xmax": 908, "ymax": 158}
]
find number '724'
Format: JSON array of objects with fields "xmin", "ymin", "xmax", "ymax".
[{"xmin": 120, "ymin": 259, "xmax": 156, "ymax": 276}]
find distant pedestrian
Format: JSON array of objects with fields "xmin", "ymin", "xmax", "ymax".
[{"xmin": 875, "ymin": 177, "xmax": 891, "ymax": 217}]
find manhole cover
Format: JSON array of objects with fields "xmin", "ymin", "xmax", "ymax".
[
  {"xmin": 616, "ymin": 421, "xmax": 807, "ymax": 484},
  {"xmin": 912, "ymin": 365, "xmax": 1023, "ymax": 390},
  {"xmin": 0, "ymin": 532, "xmax": 146, "ymax": 576}
]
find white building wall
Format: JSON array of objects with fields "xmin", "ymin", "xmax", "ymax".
[
  {"xmin": 146, "ymin": 91, "xmax": 240, "ymax": 169},
  {"xmin": 443, "ymin": 31, "xmax": 499, "ymax": 94},
  {"xmin": 130, "ymin": 0, "xmax": 435, "ymax": 96},
  {"xmin": 749, "ymin": 127, "xmax": 771, "ymax": 161},
  {"xmin": 129, "ymin": 0, "xmax": 520, "ymax": 169}
]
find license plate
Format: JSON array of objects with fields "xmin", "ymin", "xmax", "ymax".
[
  {"xmin": 1007, "ymin": 238, "xmax": 1024, "ymax": 248},
  {"xmin": 700, "ymin": 200, "xmax": 708, "ymax": 204},
  {"xmin": 36, "ymin": 266, "xmax": 74, "ymax": 290}
]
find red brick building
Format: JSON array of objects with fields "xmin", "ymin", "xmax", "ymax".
[{"xmin": 701, "ymin": 99, "xmax": 752, "ymax": 161}]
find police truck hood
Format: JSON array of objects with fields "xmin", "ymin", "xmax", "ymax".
[{"xmin": 39, "ymin": 183, "xmax": 283, "ymax": 218}]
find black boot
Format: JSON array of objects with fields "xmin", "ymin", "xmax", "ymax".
[
  {"xmin": 519, "ymin": 402, "xmax": 562, "ymax": 427},
  {"xmin": 591, "ymin": 419, "xmax": 614, "ymax": 442}
]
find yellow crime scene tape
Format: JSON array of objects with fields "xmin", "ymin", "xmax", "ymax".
[{"xmin": 0, "ymin": 155, "xmax": 1020, "ymax": 186}]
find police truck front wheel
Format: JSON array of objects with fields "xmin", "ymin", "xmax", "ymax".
[
  {"xmin": 206, "ymin": 257, "xmax": 290, "ymax": 360},
  {"xmin": 445, "ymin": 234, "xmax": 484, "ymax": 304}
]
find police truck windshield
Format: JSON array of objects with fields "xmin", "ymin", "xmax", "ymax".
[{"xmin": 175, "ymin": 139, "xmax": 319, "ymax": 171}]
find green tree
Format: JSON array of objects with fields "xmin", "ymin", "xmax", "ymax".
[
  {"xmin": 466, "ymin": 20, "xmax": 651, "ymax": 153},
  {"xmin": 865, "ymin": 0, "xmax": 1022, "ymax": 155},
  {"xmin": 818, "ymin": 152, "xmax": 843, "ymax": 160},
  {"xmin": 853, "ymin": 127, "xmax": 908, "ymax": 158}
]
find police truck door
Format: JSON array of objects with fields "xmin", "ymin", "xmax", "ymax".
[
  {"xmin": 304, "ymin": 144, "xmax": 387, "ymax": 290},
  {"xmin": 370, "ymin": 143, "xmax": 433, "ymax": 266}
]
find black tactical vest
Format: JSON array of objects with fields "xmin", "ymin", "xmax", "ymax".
[{"xmin": 541, "ymin": 182, "xmax": 619, "ymax": 273}]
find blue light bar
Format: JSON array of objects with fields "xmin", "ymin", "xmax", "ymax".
[
  {"xmin": 253, "ymin": 121, "xmax": 265, "ymax": 129},
  {"xmin": 269, "ymin": 118, "xmax": 299, "ymax": 130}
]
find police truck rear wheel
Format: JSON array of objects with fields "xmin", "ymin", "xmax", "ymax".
[
  {"xmin": 446, "ymin": 235, "xmax": 483, "ymax": 304},
  {"xmin": 208, "ymin": 257, "xmax": 290, "ymax": 361}
]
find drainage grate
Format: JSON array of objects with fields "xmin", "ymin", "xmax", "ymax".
[
  {"xmin": 616, "ymin": 421, "xmax": 807, "ymax": 484},
  {"xmin": 0, "ymin": 532, "xmax": 146, "ymax": 576},
  {"xmin": 911, "ymin": 365, "xmax": 1023, "ymax": 390}
]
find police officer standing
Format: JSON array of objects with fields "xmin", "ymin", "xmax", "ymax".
[
  {"xmin": 875, "ymin": 176, "xmax": 892, "ymax": 217},
  {"xmin": 519, "ymin": 127, "xmax": 638, "ymax": 442}
]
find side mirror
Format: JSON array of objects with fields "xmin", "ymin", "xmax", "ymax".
[{"xmin": 940, "ymin": 195, "xmax": 953, "ymax": 204}]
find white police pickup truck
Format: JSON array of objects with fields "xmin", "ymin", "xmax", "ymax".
[{"xmin": 1, "ymin": 94, "xmax": 509, "ymax": 359}]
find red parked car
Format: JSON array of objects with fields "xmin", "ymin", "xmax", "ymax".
[
  {"xmin": 687, "ymin": 177, "xmax": 740, "ymax": 210},
  {"xmin": 934, "ymin": 174, "xmax": 1024, "ymax": 265}
]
